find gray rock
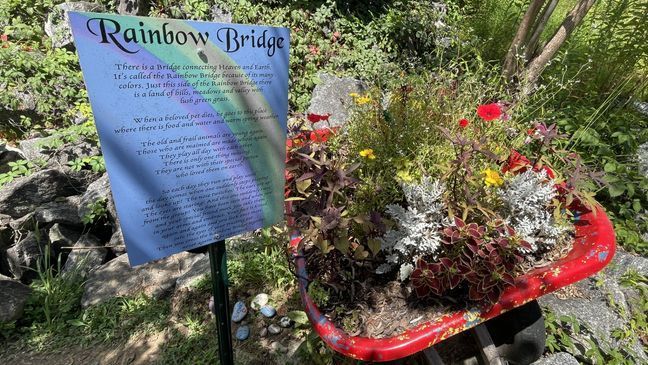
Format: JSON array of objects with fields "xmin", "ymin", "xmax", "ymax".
[
  {"xmin": 0, "ymin": 214, "xmax": 12, "ymax": 252},
  {"xmin": 260, "ymin": 305, "xmax": 276, "ymax": 318},
  {"xmin": 108, "ymin": 229, "xmax": 126, "ymax": 256},
  {"xmin": 0, "ymin": 143, "xmax": 25, "ymax": 174},
  {"xmin": 259, "ymin": 327, "xmax": 268, "ymax": 337},
  {"xmin": 232, "ymin": 301, "xmax": 248, "ymax": 322},
  {"xmin": 539, "ymin": 276, "xmax": 647, "ymax": 362},
  {"xmin": 0, "ymin": 91, "xmax": 38, "ymax": 127},
  {"xmin": 278, "ymin": 316, "xmax": 293, "ymax": 328},
  {"xmin": 6, "ymin": 229, "xmax": 50, "ymax": 282},
  {"xmin": 211, "ymin": 5, "xmax": 232, "ymax": 23},
  {"xmin": 62, "ymin": 234, "xmax": 106, "ymax": 278},
  {"xmin": 633, "ymin": 100, "xmax": 648, "ymax": 117},
  {"xmin": 235, "ymin": 325, "xmax": 250, "ymax": 341},
  {"xmin": 48, "ymin": 223, "xmax": 81, "ymax": 252},
  {"xmin": 0, "ymin": 169, "xmax": 82, "ymax": 218},
  {"xmin": 307, "ymin": 73, "xmax": 367, "ymax": 129},
  {"xmin": 531, "ymin": 352, "xmax": 579, "ymax": 365},
  {"xmin": 81, "ymin": 252, "xmax": 202, "ymax": 308},
  {"xmin": 9, "ymin": 213, "xmax": 35, "ymax": 233},
  {"xmin": 34, "ymin": 196, "xmax": 83, "ymax": 226},
  {"xmin": 117, "ymin": 0, "xmax": 147, "ymax": 15},
  {"xmin": 268, "ymin": 324, "xmax": 282, "ymax": 335},
  {"xmin": 19, "ymin": 136, "xmax": 100, "ymax": 170},
  {"xmin": 175, "ymin": 253, "xmax": 208, "ymax": 290},
  {"xmin": 78, "ymin": 174, "xmax": 113, "ymax": 222},
  {"xmin": 250, "ymin": 293, "xmax": 269, "ymax": 310},
  {"xmin": 270, "ymin": 341, "xmax": 287, "ymax": 353},
  {"xmin": 45, "ymin": 2, "xmax": 105, "ymax": 48},
  {"xmin": 607, "ymin": 249, "xmax": 648, "ymax": 279},
  {"xmin": 0, "ymin": 274, "xmax": 32, "ymax": 322},
  {"xmin": 639, "ymin": 142, "xmax": 648, "ymax": 177}
]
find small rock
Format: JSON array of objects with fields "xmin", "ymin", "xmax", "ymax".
[
  {"xmin": 34, "ymin": 196, "xmax": 83, "ymax": 226},
  {"xmin": 117, "ymin": 0, "xmax": 147, "ymax": 15},
  {"xmin": 0, "ymin": 144, "xmax": 25, "ymax": 174},
  {"xmin": 108, "ymin": 229, "xmax": 126, "ymax": 256},
  {"xmin": 209, "ymin": 296, "xmax": 215, "ymax": 314},
  {"xmin": 260, "ymin": 305, "xmax": 276, "ymax": 318},
  {"xmin": 250, "ymin": 293, "xmax": 269, "ymax": 310},
  {"xmin": 0, "ymin": 274, "xmax": 32, "ymax": 322},
  {"xmin": 235, "ymin": 325, "xmax": 250, "ymax": 341},
  {"xmin": 268, "ymin": 324, "xmax": 282, "ymax": 335},
  {"xmin": 270, "ymin": 341, "xmax": 288, "ymax": 353},
  {"xmin": 231, "ymin": 301, "xmax": 247, "ymax": 322},
  {"xmin": 211, "ymin": 5, "xmax": 232, "ymax": 23},
  {"xmin": 78, "ymin": 174, "xmax": 112, "ymax": 221},
  {"xmin": 48, "ymin": 223, "xmax": 81, "ymax": 253},
  {"xmin": 532, "ymin": 352, "xmax": 579, "ymax": 365},
  {"xmin": 259, "ymin": 327, "xmax": 268, "ymax": 337},
  {"xmin": 278, "ymin": 316, "xmax": 293, "ymax": 328}
]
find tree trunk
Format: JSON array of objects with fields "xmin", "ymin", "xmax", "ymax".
[
  {"xmin": 524, "ymin": 0, "xmax": 559, "ymax": 62},
  {"xmin": 521, "ymin": 0, "xmax": 598, "ymax": 95},
  {"xmin": 503, "ymin": 0, "xmax": 546, "ymax": 80}
]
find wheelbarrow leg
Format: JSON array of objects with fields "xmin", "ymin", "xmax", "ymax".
[
  {"xmin": 472, "ymin": 324, "xmax": 506, "ymax": 365},
  {"xmin": 420, "ymin": 346, "xmax": 444, "ymax": 365}
]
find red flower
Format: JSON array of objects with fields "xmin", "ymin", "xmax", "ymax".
[
  {"xmin": 309, "ymin": 129, "xmax": 333, "ymax": 143},
  {"xmin": 459, "ymin": 118, "xmax": 469, "ymax": 128},
  {"xmin": 533, "ymin": 164, "xmax": 555, "ymax": 179},
  {"xmin": 0, "ymin": 34, "xmax": 7, "ymax": 42},
  {"xmin": 307, "ymin": 113, "xmax": 330, "ymax": 124},
  {"xmin": 308, "ymin": 45, "xmax": 320, "ymax": 55},
  {"xmin": 477, "ymin": 103, "xmax": 502, "ymax": 121},
  {"xmin": 501, "ymin": 150, "xmax": 531, "ymax": 174}
]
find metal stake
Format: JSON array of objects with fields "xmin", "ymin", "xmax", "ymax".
[{"xmin": 208, "ymin": 240, "xmax": 234, "ymax": 365}]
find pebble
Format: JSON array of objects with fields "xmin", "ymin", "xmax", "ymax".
[
  {"xmin": 270, "ymin": 341, "xmax": 288, "ymax": 353},
  {"xmin": 260, "ymin": 305, "xmax": 277, "ymax": 318},
  {"xmin": 260, "ymin": 327, "xmax": 268, "ymax": 337},
  {"xmin": 268, "ymin": 324, "xmax": 282, "ymax": 335},
  {"xmin": 250, "ymin": 293, "xmax": 269, "ymax": 310},
  {"xmin": 235, "ymin": 325, "xmax": 250, "ymax": 341},
  {"xmin": 208, "ymin": 296, "xmax": 214, "ymax": 314},
  {"xmin": 231, "ymin": 301, "xmax": 247, "ymax": 322},
  {"xmin": 278, "ymin": 316, "xmax": 293, "ymax": 328}
]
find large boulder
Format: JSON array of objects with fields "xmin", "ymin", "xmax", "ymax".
[
  {"xmin": 307, "ymin": 73, "xmax": 367, "ymax": 129},
  {"xmin": 175, "ymin": 253, "xmax": 209, "ymax": 290},
  {"xmin": 0, "ymin": 169, "xmax": 82, "ymax": 218},
  {"xmin": 34, "ymin": 195, "xmax": 83, "ymax": 227},
  {"xmin": 78, "ymin": 174, "xmax": 113, "ymax": 222},
  {"xmin": 19, "ymin": 136, "xmax": 100, "ymax": 170},
  {"xmin": 62, "ymin": 234, "xmax": 107, "ymax": 278},
  {"xmin": 117, "ymin": 0, "xmax": 148, "ymax": 15},
  {"xmin": 44, "ymin": 2, "xmax": 105, "ymax": 48},
  {"xmin": 81, "ymin": 252, "xmax": 203, "ymax": 308},
  {"xmin": 0, "ymin": 214, "xmax": 12, "ymax": 252},
  {"xmin": 0, "ymin": 143, "xmax": 25, "ymax": 174},
  {"xmin": 0, "ymin": 274, "xmax": 32, "ymax": 322},
  {"xmin": 6, "ymin": 229, "xmax": 50, "ymax": 282},
  {"xmin": 48, "ymin": 223, "xmax": 82, "ymax": 264}
]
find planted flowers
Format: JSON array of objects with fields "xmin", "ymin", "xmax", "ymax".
[{"xmin": 285, "ymin": 83, "xmax": 603, "ymax": 338}]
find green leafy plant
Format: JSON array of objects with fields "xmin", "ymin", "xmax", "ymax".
[
  {"xmin": 0, "ymin": 159, "xmax": 34, "ymax": 186},
  {"xmin": 68, "ymin": 155, "xmax": 105, "ymax": 173},
  {"xmin": 81, "ymin": 198, "xmax": 107, "ymax": 225}
]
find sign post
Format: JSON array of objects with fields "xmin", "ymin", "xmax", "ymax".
[
  {"xmin": 208, "ymin": 240, "xmax": 233, "ymax": 365},
  {"xmin": 68, "ymin": 12, "xmax": 289, "ymax": 364}
]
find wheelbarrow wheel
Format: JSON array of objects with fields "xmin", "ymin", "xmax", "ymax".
[{"xmin": 484, "ymin": 300, "xmax": 546, "ymax": 365}]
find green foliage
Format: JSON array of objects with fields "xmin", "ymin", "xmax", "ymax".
[
  {"xmin": 227, "ymin": 229, "xmax": 294, "ymax": 290},
  {"xmin": 544, "ymin": 309, "xmax": 581, "ymax": 354},
  {"xmin": 0, "ymin": 159, "xmax": 34, "ymax": 186},
  {"xmin": 68, "ymin": 155, "xmax": 105, "ymax": 173},
  {"xmin": 81, "ymin": 198, "xmax": 108, "ymax": 225}
]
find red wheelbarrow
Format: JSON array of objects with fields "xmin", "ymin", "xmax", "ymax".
[{"xmin": 286, "ymin": 204, "xmax": 616, "ymax": 363}]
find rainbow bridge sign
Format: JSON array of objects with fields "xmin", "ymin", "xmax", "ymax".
[{"xmin": 69, "ymin": 12, "xmax": 289, "ymax": 266}]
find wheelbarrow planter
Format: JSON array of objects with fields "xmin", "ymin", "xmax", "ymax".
[{"xmin": 287, "ymin": 204, "xmax": 616, "ymax": 362}]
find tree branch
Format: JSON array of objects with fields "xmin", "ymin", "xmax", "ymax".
[{"xmin": 503, "ymin": 0, "xmax": 547, "ymax": 81}]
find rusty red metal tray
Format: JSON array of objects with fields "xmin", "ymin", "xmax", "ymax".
[{"xmin": 287, "ymin": 205, "xmax": 616, "ymax": 362}]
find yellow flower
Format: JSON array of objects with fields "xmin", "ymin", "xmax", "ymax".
[
  {"xmin": 396, "ymin": 170, "xmax": 414, "ymax": 182},
  {"xmin": 359, "ymin": 149, "xmax": 376, "ymax": 160},
  {"xmin": 355, "ymin": 96, "xmax": 372, "ymax": 105},
  {"xmin": 348, "ymin": 92, "xmax": 359, "ymax": 98},
  {"xmin": 483, "ymin": 168, "xmax": 503, "ymax": 187}
]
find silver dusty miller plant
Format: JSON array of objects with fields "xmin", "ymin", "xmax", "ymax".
[
  {"xmin": 498, "ymin": 170, "xmax": 569, "ymax": 253},
  {"xmin": 377, "ymin": 176, "xmax": 447, "ymax": 280}
]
